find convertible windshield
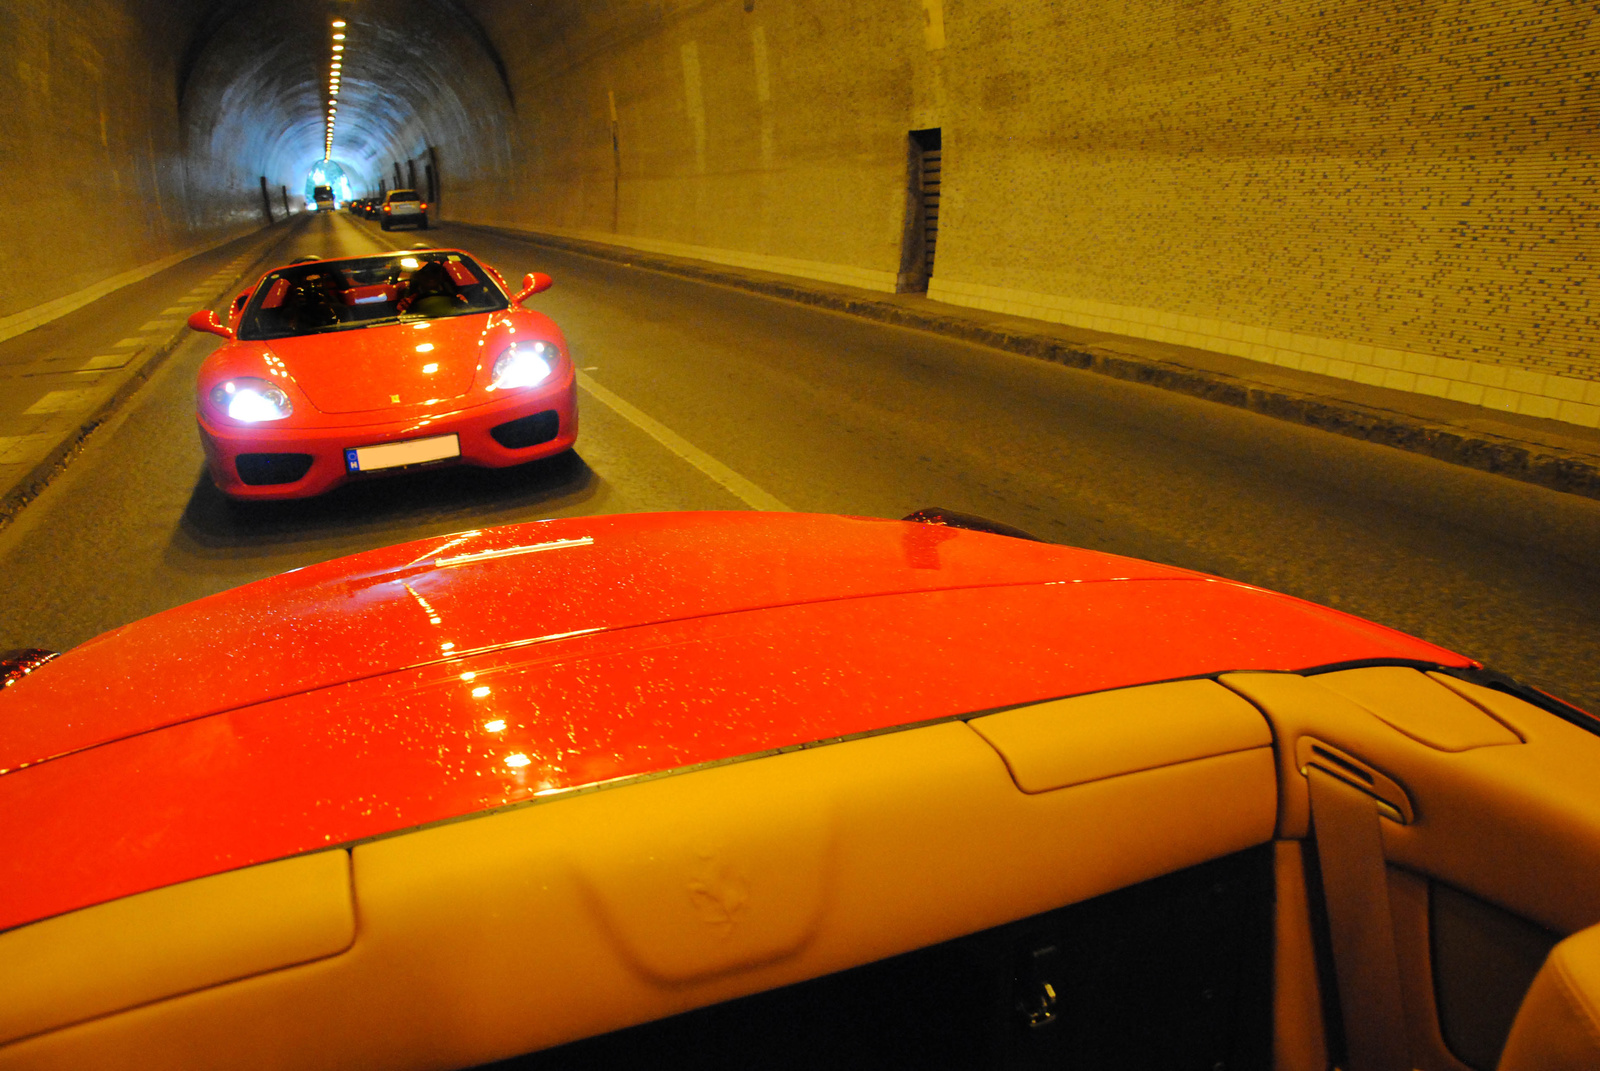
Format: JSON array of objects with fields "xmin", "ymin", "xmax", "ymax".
[{"xmin": 237, "ymin": 251, "xmax": 509, "ymax": 340}]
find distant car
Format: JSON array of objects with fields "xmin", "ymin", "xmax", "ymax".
[
  {"xmin": 3, "ymin": 509, "xmax": 1598, "ymax": 1070},
  {"xmin": 312, "ymin": 185, "xmax": 336, "ymax": 212},
  {"xmin": 182, "ymin": 247, "xmax": 576, "ymax": 499},
  {"xmin": 381, "ymin": 188, "xmax": 428, "ymax": 230}
]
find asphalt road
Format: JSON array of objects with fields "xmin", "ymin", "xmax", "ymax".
[{"xmin": 3, "ymin": 212, "xmax": 1597, "ymax": 710}]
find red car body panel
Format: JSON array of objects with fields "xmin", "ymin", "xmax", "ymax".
[
  {"xmin": 271, "ymin": 314, "xmax": 489, "ymax": 412},
  {"xmin": 0, "ymin": 512, "xmax": 1469, "ymax": 932},
  {"xmin": 194, "ymin": 250, "xmax": 577, "ymax": 499}
]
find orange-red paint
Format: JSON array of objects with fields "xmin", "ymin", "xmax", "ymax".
[
  {"xmin": 0, "ymin": 512, "xmax": 1470, "ymax": 931},
  {"xmin": 192, "ymin": 248, "xmax": 577, "ymax": 499}
]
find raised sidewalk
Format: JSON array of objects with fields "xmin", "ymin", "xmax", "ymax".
[{"xmin": 464, "ymin": 224, "xmax": 1600, "ymax": 503}]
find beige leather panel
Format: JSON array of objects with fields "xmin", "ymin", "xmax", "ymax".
[
  {"xmin": 1222, "ymin": 671, "xmax": 1600, "ymax": 935},
  {"xmin": 0, "ymin": 850, "xmax": 353, "ymax": 1048},
  {"xmin": 1271, "ymin": 840, "xmax": 1328, "ymax": 1071},
  {"xmin": 969, "ymin": 678, "xmax": 1272, "ymax": 793},
  {"xmin": 1314, "ymin": 667, "xmax": 1521, "ymax": 751},
  {"xmin": 1497, "ymin": 922, "xmax": 1600, "ymax": 1071},
  {"xmin": 1428, "ymin": 673, "xmax": 1547, "ymax": 741},
  {"xmin": 0, "ymin": 721, "xmax": 1277, "ymax": 1070},
  {"xmin": 1386, "ymin": 867, "xmax": 1475, "ymax": 1071}
]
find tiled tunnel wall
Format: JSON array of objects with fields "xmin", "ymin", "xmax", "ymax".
[{"xmin": 4, "ymin": 0, "xmax": 1595, "ymax": 425}]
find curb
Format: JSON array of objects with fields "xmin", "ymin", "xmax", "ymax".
[
  {"xmin": 0, "ymin": 220, "xmax": 306, "ymax": 528},
  {"xmin": 458, "ymin": 224, "xmax": 1600, "ymax": 503}
]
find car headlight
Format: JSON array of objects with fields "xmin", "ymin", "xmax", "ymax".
[
  {"xmin": 210, "ymin": 378, "xmax": 293, "ymax": 422},
  {"xmin": 489, "ymin": 341, "xmax": 554, "ymax": 390}
]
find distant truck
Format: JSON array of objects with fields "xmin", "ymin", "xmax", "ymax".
[{"xmin": 312, "ymin": 185, "xmax": 335, "ymax": 212}]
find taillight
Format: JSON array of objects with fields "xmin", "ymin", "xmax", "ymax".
[
  {"xmin": 383, "ymin": 205, "xmax": 391, "ymax": 213},
  {"xmin": 420, "ymin": 203, "xmax": 428, "ymax": 211}
]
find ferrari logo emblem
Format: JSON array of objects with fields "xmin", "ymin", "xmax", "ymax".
[{"xmin": 391, "ymin": 394, "xmax": 401, "ymax": 403}]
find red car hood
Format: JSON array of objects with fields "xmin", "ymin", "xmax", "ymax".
[
  {"xmin": 0, "ymin": 512, "xmax": 1469, "ymax": 931},
  {"xmin": 269, "ymin": 314, "xmax": 488, "ymax": 413}
]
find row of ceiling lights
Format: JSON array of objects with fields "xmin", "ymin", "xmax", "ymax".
[{"xmin": 325, "ymin": 19, "xmax": 346, "ymax": 159}]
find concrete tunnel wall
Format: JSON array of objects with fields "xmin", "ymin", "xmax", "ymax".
[
  {"xmin": 0, "ymin": 1, "xmax": 265, "ymax": 320},
  {"xmin": 5, "ymin": 0, "xmax": 1597, "ymax": 427}
]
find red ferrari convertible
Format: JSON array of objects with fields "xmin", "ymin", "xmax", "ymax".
[
  {"xmin": 186, "ymin": 248, "xmax": 577, "ymax": 499},
  {"xmin": 2, "ymin": 511, "xmax": 1597, "ymax": 1070}
]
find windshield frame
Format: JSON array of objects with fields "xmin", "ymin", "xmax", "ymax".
[{"xmin": 236, "ymin": 251, "xmax": 510, "ymax": 342}]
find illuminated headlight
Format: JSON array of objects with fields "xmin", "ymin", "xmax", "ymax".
[
  {"xmin": 210, "ymin": 378, "xmax": 293, "ymax": 422},
  {"xmin": 490, "ymin": 341, "xmax": 554, "ymax": 390}
]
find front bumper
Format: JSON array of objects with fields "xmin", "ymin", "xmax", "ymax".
[{"xmin": 196, "ymin": 377, "xmax": 578, "ymax": 500}]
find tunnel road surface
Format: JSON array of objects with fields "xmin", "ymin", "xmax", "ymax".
[{"xmin": 2, "ymin": 211, "xmax": 1598, "ymax": 711}]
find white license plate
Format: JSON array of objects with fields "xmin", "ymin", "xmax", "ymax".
[{"xmin": 346, "ymin": 433, "xmax": 460, "ymax": 473}]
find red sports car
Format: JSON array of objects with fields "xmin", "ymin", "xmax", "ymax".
[
  {"xmin": 186, "ymin": 248, "xmax": 577, "ymax": 499},
  {"xmin": 2, "ymin": 511, "xmax": 1597, "ymax": 1071}
]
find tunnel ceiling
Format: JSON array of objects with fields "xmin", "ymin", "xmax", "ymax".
[{"xmin": 178, "ymin": 0, "xmax": 513, "ymax": 195}]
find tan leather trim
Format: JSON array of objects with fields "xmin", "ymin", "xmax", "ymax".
[
  {"xmin": 0, "ymin": 719, "xmax": 1277, "ymax": 1070},
  {"xmin": 1426, "ymin": 674, "xmax": 1528, "ymax": 743},
  {"xmin": 1498, "ymin": 923, "xmax": 1600, "ymax": 1071},
  {"xmin": 969, "ymin": 678, "xmax": 1272, "ymax": 793},
  {"xmin": 1221, "ymin": 671, "xmax": 1600, "ymax": 934},
  {"xmin": 0, "ymin": 851, "xmax": 353, "ymax": 1048},
  {"xmin": 1386, "ymin": 867, "xmax": 1474, "ymax": 1071},
  {"xmin": 1271, "ymin": 840, "xmax": 1328, "ymax": 1071},
  {"xmin": 1314, "ymin": 667, "xmax": 1520, "ymax": 752}
]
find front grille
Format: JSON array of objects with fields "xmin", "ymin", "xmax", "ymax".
[
  {"xmin": 490, "ymin": 411, "xmax": 560, "ymax": 449},
  {"xmin": 236, "ymin": 453, "xmax": 314, "ymax": 485}
]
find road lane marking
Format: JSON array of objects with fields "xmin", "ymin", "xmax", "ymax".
[
  {"xmin": 77, "ymin": 354, "xmax": 132, "ymax": 371},
  {"xmin": 24, "ymin": 389, "xmax": 96, "ymax": 415},
  {"xmin": 112, "ymin": 337, "xmax": 146, "ymax": 349},
  {"xmin": 160, "ymin": 306, "xmax": 190, "ymax": 315},
  {"xmin": 0, "ymin": 434, "xmax": 52, "ymax": 462},
  {"xmin": 576, "ymin": 371, "xmax": 791, "ymax": 512},
  {"xmin": 137, "ymin": 319, "xmax": 178, "ymax": 332}
]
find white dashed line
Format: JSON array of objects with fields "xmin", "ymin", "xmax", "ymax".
[
  {"xmin": 576, "ymin": 371, "xmax": 791, "ymax": 512},
  {"xmin": 137, "ymin": 319, "xmax": 178, "ymax": 332},
  {"xmin": 24, "ymin": 389, "xmax": 97, "ymax": 415},
  {"xmin": 77, "ymin": 354, "xmax": 132, "ymax": 371},
  {"xmin": 111, "ymin": 337, "xmax": 147, "ymax": 349},
  {"xmin": 0, "ymin": 434, "xmax": 53, "ymax": 462}
]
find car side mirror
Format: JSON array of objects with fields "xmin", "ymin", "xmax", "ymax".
[
  {"xmin": 187, "ymin": 310, "xmax": 234, "ymax": 339},
  {"xmin": 513, "ymin": 272, "xmax": 554, "ymax": 304}
]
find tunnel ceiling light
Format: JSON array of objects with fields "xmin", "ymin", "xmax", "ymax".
[{"xmin": 325, "ymin": 22, "xmax": 349, "ymax": 157}]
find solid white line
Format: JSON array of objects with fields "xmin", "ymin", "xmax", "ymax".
[{"xmin": 576, "ymin": 371, "xmax": 792, "ymax": 512}]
